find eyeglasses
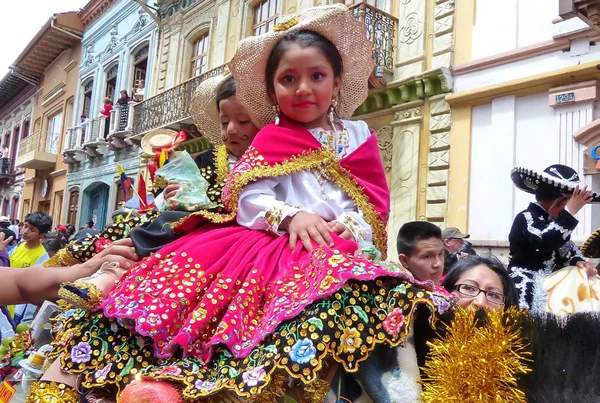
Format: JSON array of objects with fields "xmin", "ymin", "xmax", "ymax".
[{"xmin": 454, "ymin": 284, "xmax": 505, "ymax": 305}]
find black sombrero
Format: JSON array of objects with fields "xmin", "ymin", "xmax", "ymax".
[
  {"xmin": 581, "ymin": 228, "xmax": 600, "ymax": 258},
  {"xmin": 511, "ymin": 164, "xmax": 600, "ymax": 203}
]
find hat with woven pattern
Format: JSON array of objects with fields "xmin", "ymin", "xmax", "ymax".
[
  {"xmin": 190, "ymin": 72, "xmax": 234, "ymax": 147},
  {"xmin": 228, "ymin": 4, "xmax": 374, "ymax": 128}
]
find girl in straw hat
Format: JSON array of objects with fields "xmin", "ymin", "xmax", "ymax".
[{"xmin": 32, "ymin": 5, "xmax": 453, "ymax": 402}]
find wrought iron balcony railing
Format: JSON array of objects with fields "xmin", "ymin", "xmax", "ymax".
[
  {"xmin": 349, "ymin": 2, "xmax": 398, "ymax": 72},
  {"xmin": 131, "ymin": 65, "xmax": 227, "ymax": 137}
]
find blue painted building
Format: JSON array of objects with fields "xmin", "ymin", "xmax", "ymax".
[{"xmin": 62, "ymin": 0, "xmax": 158, "ymax": 229}]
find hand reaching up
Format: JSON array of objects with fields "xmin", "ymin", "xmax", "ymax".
[{"xmin": 566, "ymin": 185, "xmax": 594, "ymax": 216}]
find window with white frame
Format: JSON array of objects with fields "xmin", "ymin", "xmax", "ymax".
[{"xmin": 252, "ymin": 0, "xmax": 279, "ymax": 36}]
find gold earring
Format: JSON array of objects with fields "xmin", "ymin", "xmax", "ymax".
[{"xmin": 272, "ymin": 104, "xmax": 281, "ymax": 126}]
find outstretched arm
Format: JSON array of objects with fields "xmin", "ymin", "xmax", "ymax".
[{"xmin": 2, "ymin": 239, "xmax": 138, "ymax": 305}]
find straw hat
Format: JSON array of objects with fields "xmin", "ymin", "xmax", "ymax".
[
  {"xmin": 511, "ymin": 164, "xmax": 600, "ymax": 203},
  {"xmin": 140, "ymin": 129, "xmax": 179, "ymax": 156},
  {"xmin": 228, "ymin": 4, "xmax": 374, "ymax": 128},
  {"xmin": 190, "ymin": 72, "xmax": 233, "ymax": 146},
  {"xmin": 582, "ymin": 228, "xmax": 600, "ymax": 258}
]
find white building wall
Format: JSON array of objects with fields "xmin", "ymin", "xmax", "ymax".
[{"xmin": 469, "ymin": 92, "xmax": 600, "ymax": 242}]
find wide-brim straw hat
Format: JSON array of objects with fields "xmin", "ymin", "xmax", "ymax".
[
  {"xmin": 190, "ymin": 72, "xmax": 233, "ymax": 146},
  {"xmin": 582, "ymin": 228, "xmax": 600, "ymax": 258},
  {"xmin": 511, "ymin": 164, "xmax": 600, "ymax": 203},
  {"xmin": 140, "ymin": 129, "xmax": 179, "ymax": 156},
  {"xmin": 228, "ymin": 4, "xmax": 374, "ymax": 128}
]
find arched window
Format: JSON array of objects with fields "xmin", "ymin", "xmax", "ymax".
[
  {"xmin": 190, "ymin": 33, "xmax": 210, "ymax": 78},
  {"xmin": 82, "ymin": 80, "xmax": 94, "ymax": 118},
  {"xmin": 252, "ymin": 0, "xmax": 279, "ymax": 35},
  {"xmin": 133, "ymin": 45, "xmax": 149, "ymax": 89},
  {"xmin": 105, "ymin": 64, "xmax": 119, "ymax": 100}
]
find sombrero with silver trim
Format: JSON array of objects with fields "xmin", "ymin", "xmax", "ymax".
[
  {"xmin": 140, "ymin": 129, "xmax": 179, "ymax": 156},
  {"xmin": 228, "ymin": 4, "xmax": 374, "ymax": 128},
  {"xmin": 511, "ymin": 164, "xmax": 600, "ymax": 203},
  {"xmin": 190, "ymin": 71, "xmax": 233, "ymax": 146},
  {"xmin": 582, "ymin": 228, "xmax": 600, "ymax": 258}
]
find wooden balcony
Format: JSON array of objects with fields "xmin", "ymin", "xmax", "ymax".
[{"xmin": 16, "ymin": 130, "xmax": 58, "ymax": 170}]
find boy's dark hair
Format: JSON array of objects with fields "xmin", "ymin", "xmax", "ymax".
[
  {"xmin": 265, "ymin": 30, "xmax": 343, "ymax": 96},
  {"xmin": 24, "ymin": 212, "xmax": 52, "ymax": 234},
  {"xmin": 86, "ymin": 220, "xmax": 94, "ymax": 228},
  {"xmin": 397, "ymin": 221, "xmax": 442, "ymax": 256},
  {"xmin": 216, "ymin": 76, "xmax": 237, "ymax": 111},
  {"xmin": 441, "ymin": 255, "xmax": 519, "ymax": 308}
]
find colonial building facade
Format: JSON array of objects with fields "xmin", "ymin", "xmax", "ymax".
[
  {"xmin": 0, "ymin": 87, "xmax": 34, "ymax": 220},
  {"xmin": 448, "ymin": 0, "xmax": 600, "ymax": 258},
  {"xmin": 62, "ymin": 0, "xmax": 158, "ymax": 229},
  {"xmin": 14, "ymin": 12, "xmax": 83, "ymax": 224},
  {"xmin": 127, "ymin": 0, "xmax": 456, "ymax": 258}
]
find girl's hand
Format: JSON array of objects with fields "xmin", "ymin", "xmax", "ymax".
[
  {"xmin": 327, "ymin": 222, "xmax": 355, "ymax": 242},
  {"xmin": 164, "ymin": 181, "xmax": 181, "ymax": 201},
  {"xmin": 281, "ymin": 212, "xmax": 334, "ymax": 252},
  {"xmin": 566, "ymin": 185, "xmax": 594, "ymax": 216}
]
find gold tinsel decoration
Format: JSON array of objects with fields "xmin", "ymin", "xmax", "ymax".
[{"xmin": 420, "ymin": 307, "xmax": 531, "ymax": 403}]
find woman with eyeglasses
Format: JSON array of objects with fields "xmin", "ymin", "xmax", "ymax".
[{"xmin": 441, "ymin": 255, "xmax": 519, "ymax": 310}]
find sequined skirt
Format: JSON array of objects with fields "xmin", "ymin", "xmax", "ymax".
[{"xmin": 50, "ymin": 277, "xmax": 453, "ymax": 399}]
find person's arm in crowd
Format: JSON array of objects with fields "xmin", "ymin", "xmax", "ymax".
[{"xmin": 0, "ymin": 239, "xmax": 138, "ymax": 306}]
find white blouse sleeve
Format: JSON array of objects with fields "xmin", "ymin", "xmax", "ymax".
[{"xmin": 236, "ymin": 177, "xmax": 302, "ymax": 235}]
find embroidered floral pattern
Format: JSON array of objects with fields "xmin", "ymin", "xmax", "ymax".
[
  {"xmin": 383, "ymin": 308, "xmax": 405, "ymax": 336},
  {"xmin": 264, "ymin": 202, "xmax": 299, "ymax": 234},
  {"xmin": 50, "ymin": 279, "xmax": 456, "ymax": 399}
]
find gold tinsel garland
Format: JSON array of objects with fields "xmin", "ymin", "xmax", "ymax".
[{"xmin": 420, "ymin": 307, "xmax": 531, "ymax": 403}]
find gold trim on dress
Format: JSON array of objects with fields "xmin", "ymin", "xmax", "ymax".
[
  {"xmin": 44, "ymin": 248, "xmax": 80, "ymax": 267},
  {"xmin": 215, "ymin": 145, "xmax": 231, "ymax": 185},
  {"xmin": 171, "ymin": 146, "xmax": 388, "ymax": 256},
  {"xmin": 58, "ymin": 282, "xmax": 103, "ymax": 311},
  {"xmin": 26, "ymin": 380, "xmax": 78, "ymax": 403}
]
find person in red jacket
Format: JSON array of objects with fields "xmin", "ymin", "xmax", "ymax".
[{"xmin": 100, "ymin": 97, "xmax": 113, "ymax": 139}]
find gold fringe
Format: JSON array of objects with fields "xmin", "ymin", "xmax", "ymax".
[
  {"xmin": 44, "ymin": 248, "xmax": 80, "ymax": 267},
  {"xmin": 26, "ymin": 380, "xmax": 78, "ymax": 403},
  {"xmin": 215, "ymin": 145, "xmax": 231, "ymax": 185}
]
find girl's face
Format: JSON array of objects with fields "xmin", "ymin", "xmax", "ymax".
[
  {"xmin": 219, "ymin": 96, "xmax": 259, "ymax": 157},
  {"xmin": 451, "ymin": 264, "xmax": 506, "ymax": 311},
  {"xmin": 271, "ymin": 44, "xmax": 341, "ymax": 130}
]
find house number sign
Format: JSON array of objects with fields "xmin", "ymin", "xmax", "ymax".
[{"xmin": 555, "ymin": 92, "xmax": 575, "ymax": 104}]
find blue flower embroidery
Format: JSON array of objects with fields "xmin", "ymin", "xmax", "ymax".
[{"xmin": 289, "ymin": 338, "xmax": 317, "ymax": 364}]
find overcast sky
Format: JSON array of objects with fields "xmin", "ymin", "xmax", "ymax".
[{"xmin": 0, "ymin": 0, "xmax": 90, "ymax": 77}]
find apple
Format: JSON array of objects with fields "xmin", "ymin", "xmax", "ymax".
[
  {"xmin": 0, "ymin": 345, "xmax": 7, "ymax": 357},
  {"xmin": 1, "ymin": 336, "xmax": 13, "ymax": 348},
  {"xmin": 16, "ymin": 323, "xmax": 30, "ymax": 334}
]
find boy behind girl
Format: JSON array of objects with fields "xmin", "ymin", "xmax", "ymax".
[{"xmin": 397, "ymin": 221, "xmax": 445, "ymax": 284}]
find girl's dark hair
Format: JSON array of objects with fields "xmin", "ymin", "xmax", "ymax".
[
  {"xmin": 216, "ymin": 76, "xmax": 237, "ymax": 112},
  {"xmin": 265, "ymin": 30, "xmax": 343, "ymax": 95},
  {"xmin": 441, "ymin": 255, "xmax": 519, "ymax": 308}
]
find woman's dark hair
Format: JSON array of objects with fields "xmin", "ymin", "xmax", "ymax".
[
  {"xmin": 441, "ymin": 255, "xmax": 519, "ymax": 308},
  {"xmin": 265, "ymin": 30, "xmax": 343, "ymax": 96},
  {"xmin": 216, "ymin": 76, "xmax": 237, "ymax": 112}
]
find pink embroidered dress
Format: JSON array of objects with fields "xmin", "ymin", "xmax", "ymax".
[
  {"xmin": 50, "ymin": 117, "xmax": 454, "ymax": 399},
  {"xmin": 102, "ymin": 118, "xmax": 399, "ymax": 360}
]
